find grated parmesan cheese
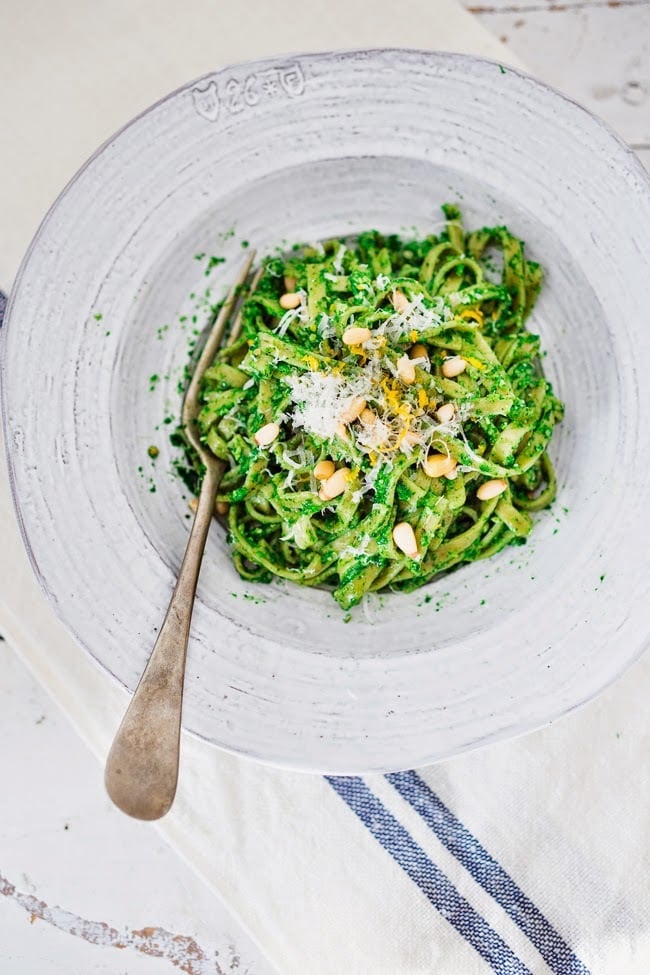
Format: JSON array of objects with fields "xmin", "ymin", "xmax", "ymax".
[
  {"xmin": 283, "ymin": 371, "xmax": 372, "ymax": 439},
  {"xmin": 274, "ymin": 289, "xmax": 308, "ymax": 337},
  {"xmin": 332, "ymin": 244, "xmax": 347, "ymax": 273}
]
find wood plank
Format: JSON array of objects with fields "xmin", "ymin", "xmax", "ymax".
[
  {"xmin": 466, "ymin": 1, "xmax": 649, "ymax": 11},
  {"xmin": 464, "ymin": 3, "xmax": 650, "ymax": 144},
  {"xmin": 0, "ymin": 639, "xmax": 272, "ymax": 975}
]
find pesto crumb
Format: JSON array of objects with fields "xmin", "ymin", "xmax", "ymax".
[
  {"xmin": 205, "ymin": 255, "xmax": 226, "ymax": 276},
  {"xmin": 148, "ymin": 445, "xmax": 159, "ymax": 459},
  {"xmin": 93, "ymin": 312, "xmax": 103, "ymax": 321}
]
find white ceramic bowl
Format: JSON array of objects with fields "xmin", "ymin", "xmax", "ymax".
[{"xmin": 3, "ymin": 50, "xmax": 650, "ymax": 772}]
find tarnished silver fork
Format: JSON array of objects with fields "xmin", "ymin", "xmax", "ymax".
[{"xmin": 105, "ymin": 251, "xmax": 260, "ymax": 820}]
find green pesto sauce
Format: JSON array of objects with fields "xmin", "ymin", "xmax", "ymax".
[{"xmin": 167, "ymin": 205, "xmax": 563, "ymax": 611}]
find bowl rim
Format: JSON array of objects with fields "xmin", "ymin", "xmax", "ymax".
[{"xmin": 3, "ymin": 47, "xmax": 650, "ymax": 773}]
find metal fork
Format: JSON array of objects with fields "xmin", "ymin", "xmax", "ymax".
[{"xmin": 105, "ymin": 251, "xmax": 259, "ymax": 820}]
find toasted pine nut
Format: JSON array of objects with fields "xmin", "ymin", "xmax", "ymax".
[
  {"xmin": 254, "ymin": 421, "xmax": 280, "ymax": 447},
  {"xmin": 392, "ymin": 521, "xmax": 418, "ymax": 558},
  {"xmin": 216, "ymin": 500, "xmax": 230, "ymax": 515},
  {"xmin": 435, "ymin": 402, "xmax": 455, "ymax": 424},
  {"xmin": 424, "ymin": 452, "xmax": 457, "ymax": 478},
  {"xmin": 314, "ymin": 459, "xmax": 336, "ymax": 481},
  {"xmin": 397, "ymin": 355, "xmax": 416, "ymax": 385},
  {"xmin": 318, "ymin": 467, "xmax": 351, "ymax": 501},
  {"xmin": 476, "ymin": 478, "xmax": 507, "ymax": 501},
  {"xmin": 188, "ymin": 497, "xmax": 198, "ymax": 513},
  {"xmin": 441, "ymin": 356, "xmax": 467, "ymax": 378},
  {"xmin": 392, "ymin": 289, "xmax": 410, "ymax": 313},
  {"xmin": 335, "ymin": 422, "xmax": 349, "ymax": 441},
  {"xmin": 409, "ymin": 343, "xmax": 428, "ymax": 360},
  {"xmin": 339, "ymin": 396, "xmax": 367, "ymax": 423},
  {"xmin": 279, "ymin": 291, "xmax": 301, "ymax": 310},
  {"xmin": 342, "ymin": 326, "xmax": 372, "ymax": 346},
  {"xmin": 403, "ymin": 430, "xmax": 421, "ymax": 446},
  {"xmin": 444, "ymin": 468, "xmax": 458, "ymax": 481},
  {"xmin": 283, "ymin": 275, "xmax": 297, "ymax": 292},
  {"xmin": 360, "ymin": 408, "xmax": 377, "ymax": 426}
]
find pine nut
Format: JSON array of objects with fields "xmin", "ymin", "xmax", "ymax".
[
  {"xmin": 342, "ymin": 326, "xmax": 372, "ymax": 346},
  {"xmin": 424, "ymin": 452, "xmax": 457, "ymax": 478},
  {"xmin": 279, "ymin": 291, "xmax": 301, "ymax": 310},
  {"xmin": 339, "ymin": 396, "xmax": 367, "ymax": 423},
  {"xmin": 283, "ymin": 275, "xmax": 297, "ymax": 292},
  {"xmin": 444, "ymin": 468, "xmax": 458, "ymax": 481},
  {"xmin": 397, "ymin": 356, "xmax": 416, "ymax": 385},
  {"xmin": 476, "ymin": 478, "xmax": 507, "ymax": 501},
  {"xmin": 216, "ymin": 500, "xmax": 230, "ymax": 515},
  {"xmin": 254, "ymin": 421, "xmax": 280, "ymax": 447},
  {"xmin": 314, "ymin": 459, "xmax": 335, "ymax": 481},
  {"xmin": 392, "ymin": 289, "xmax": 410, "ymax": 313},
  {"xmin": 409, "ymin": 343, "xmax": 428, "ymax": 360},
  {"xmin": 403, "ymin": 431, "xmax": 421, "ymax": 446},
  {"xmin": 435, "ymin": 402, "xmax": 455, "ymax": 424},
  {"xmin": 392, "ymin": 521, "xmax": 418, "ymax": 558},
  {"xmin": 360, "ymin": 408, "xmax": 377, "ymax": 426},
  {"xmin": 318, "ymin": 467, "xmax": 351, "ymax": 501},
  {"xmin": 441, "ymin": 356, "xmax": 467, "ymax": 378},
  {"xmin": 335, "ymin": 422, "xmax": 349, "ymax": 441}
]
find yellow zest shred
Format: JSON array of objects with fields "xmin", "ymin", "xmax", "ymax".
[
  {"xmin": 418, "ymin": 388, "xmax": 429, "ymax": 409},
  {"xmin": 458, "ymin": 308, "xmax": 484, "ymax": 326},
  {"xmin": 381, "ymin": 376, "xmax": 402, "ymax": 411},
  {"xmin": 464, "ymin": 355, "xmax": 486, "ymax": 371}
]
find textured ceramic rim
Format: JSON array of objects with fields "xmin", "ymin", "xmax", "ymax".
[{"xmin": 3, "ymin": 48, "xmax": 650, "ymax": 773}]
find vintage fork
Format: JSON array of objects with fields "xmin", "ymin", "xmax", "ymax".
[{"xmin": 105, "ymin": 251, "xmax": 260, "ymax": 820}]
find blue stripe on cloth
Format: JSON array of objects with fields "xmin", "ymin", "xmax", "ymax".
[
  {"xmin": 326, "ymin": 776, "xmax": 533, "ymax": 975},
  {"xmin": 386, "ymin": 771, "xmax": 591, "ymax": 975}
]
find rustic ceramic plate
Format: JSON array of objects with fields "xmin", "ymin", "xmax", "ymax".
[{"xmin": 3, "ymin": 50, "xmax": 650, "ymax": 772}]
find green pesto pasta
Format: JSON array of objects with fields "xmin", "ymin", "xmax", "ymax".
[{"xmin": 187, "ymin": 205, "xmax": 564, "ymax": 610}]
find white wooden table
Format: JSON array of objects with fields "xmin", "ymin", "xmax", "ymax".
[{"xmin": 2, "ymin": 3, "xmax": 648, "ymax": 971}]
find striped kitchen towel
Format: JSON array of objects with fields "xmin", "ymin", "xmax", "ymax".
[{"xmin": 155, "ymin": 648, "xmax": 650, "ymax": 975}]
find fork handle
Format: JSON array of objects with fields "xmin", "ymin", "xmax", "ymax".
[{"xmin": 104, "ymin": 460, "xmax": 223, "ymax": 820}]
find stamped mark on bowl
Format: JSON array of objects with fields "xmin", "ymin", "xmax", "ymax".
[{"xmin": 191, "ymin": 63, "xmax": 306, "ymax": 122}]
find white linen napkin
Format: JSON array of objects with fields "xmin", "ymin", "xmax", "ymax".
[{"xmin": 2, "ymin": 3, "xmax": 649, "ymax": 974}]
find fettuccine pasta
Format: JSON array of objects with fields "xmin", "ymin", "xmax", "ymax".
[{"xmin": 190, "ymin": 205, "xmax": 563, "ymax": 609}]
